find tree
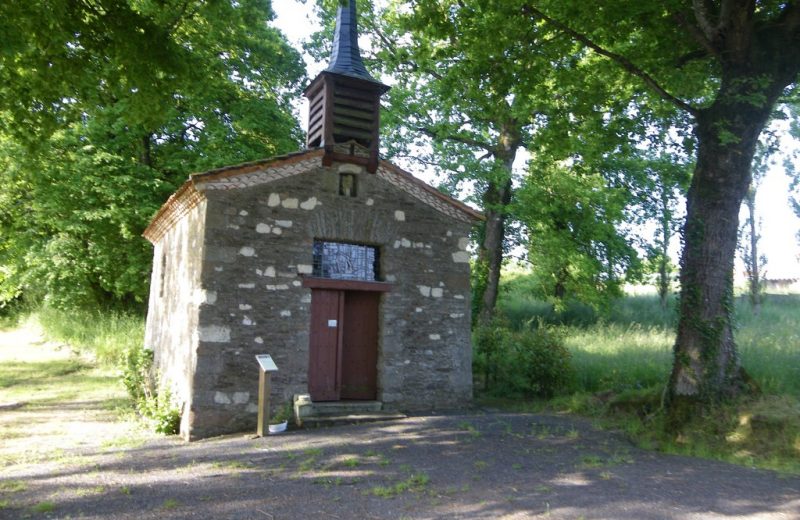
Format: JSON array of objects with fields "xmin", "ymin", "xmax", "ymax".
[
  {"xmin": 0, "ymin": 0, "xmax": 305, "ymax": 308},
  {"xmin": 738, "ymin": 140, "xmax": 774, "ymax": 315},
  {"xmin": 515, "ymin": 159, "xmax": 640, "ymax": 310},
  {"xmin": 367, "ymin": 1, "xmax": 553, "ymax": 325},
  {"xmin": 366, "ymin": 0, "xmax": 661, "ymax": 324},
  {"xmin": 739, "ymin": 183, "xmax": 766, "ymax": 314},
  {"xmin": 619, "ymin": 148, "xmax": 691, "ymax": 310},
  {"xmin": 516, "ymin": 0, "xmax": 800, "ymax": 425}
]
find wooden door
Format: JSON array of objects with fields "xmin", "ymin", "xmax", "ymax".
[
  {"xmin": 308, "ymin": 289, "xmax": 379, "ymax": 401},
  {"xmin": 308, "ymin": 289, "xmax": 343, "ymax": 401},
  {"xmin": 340, "ymin": 291, "xmax": 379, "ymax": 400}
]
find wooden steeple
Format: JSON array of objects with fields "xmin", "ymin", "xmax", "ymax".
[{"xmin": 304, "ymin": 0, "xmax": 389, "ymax": 173}]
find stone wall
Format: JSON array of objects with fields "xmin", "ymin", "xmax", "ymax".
[
  {"xmin": 144, "ymin": 199, "xmax": 207, "ymax": 439},
  {"xmin": 176, "ymin": 158, "xmax": 474, "ymax": 439}
]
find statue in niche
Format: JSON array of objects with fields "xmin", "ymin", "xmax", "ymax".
[{"xmin": 339, "ymin": 173, "xmax": 356, "ymax": 197}]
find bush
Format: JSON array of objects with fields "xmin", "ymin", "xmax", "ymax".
[
  {"xmin": 120, "ymin": 343, "xmax": 180, "ymax": 435},
  {"xmin": 121, "ymin": 343, "xmax": 154, "ymax": 404},
  {"xmin": 510, "ymin": 325, "xmax": 574, "ymax": 398},
  {"xmin": 474, "ymin": 320, "xmax": 574, "ymax": 398}
]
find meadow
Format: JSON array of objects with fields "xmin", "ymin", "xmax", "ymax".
[{"xmin": 498, "ymin": 291, "xmax": 800, "ymax": 399}]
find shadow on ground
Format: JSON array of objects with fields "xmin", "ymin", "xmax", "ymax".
[{"xmin": 1, "ymin": 412, "xmax": 798, "ymax": 519}]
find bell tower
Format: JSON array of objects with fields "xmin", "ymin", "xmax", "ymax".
[{"xmin": 304, "ymin": 0, "xmax": 389, "ymax": 173}]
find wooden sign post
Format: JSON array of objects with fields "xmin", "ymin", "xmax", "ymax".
[{"xmin": 255, "ymin": 354, "xmax": 279, "ymax": 437}]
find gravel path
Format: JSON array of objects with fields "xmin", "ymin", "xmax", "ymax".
[
  {"xmin": 1, "ymin": 329, "xmax": 798, "ymax": 519},
  {"xmin": 1, "ymin": 412, "xmax": 798, "ymax": 519}
]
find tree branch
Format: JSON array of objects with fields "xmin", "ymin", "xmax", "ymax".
[
  {"xmin": 673, "ymin": 12, "xmax": 720, "ymax": 59},
  {"xmin": 373, "ymin": 25, "xmax": 444, "ymax": 81},
  {"xmin": 692, "ymin": 0, "xmax": 719, "ymax": 40},
  {"xmin": 522, "ymin": 4, "xmax": 699, "ymax": 117},
  {"xmin": 413, "ymin": 125, "xmax": 493, "ymax": 153}
]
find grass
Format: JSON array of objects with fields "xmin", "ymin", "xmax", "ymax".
[
  {"xmin": 32, "ymin": 307, "xmax": 145, "ymax": 367},
  {"xmin": 491, "ymin": 290, "xmax": 800, "ymax": 473},
  {"xmin": 0, "ymin": 308, "xmax": 148, "ymax": 472},
  {"xmin": 369, "ymin": 473, "xmax": 430, "ymax": 498},
  {"xmin": 162, "ymin": 498, "xmax": 180, "ymax": 510},
  {"xmin": 31, "ymin": 501, "xmax": 56, "ymax": 513},
  {"xmin": 498, "ymin": 292, "xmax": 800, "ymax": 399},
  {"xmin": 0, "ymin": 351, "xmax": 124, "ymax": 407},
  {"xmin": 0, "ymin": 480, "xmax": 27, "ymax": 493}
]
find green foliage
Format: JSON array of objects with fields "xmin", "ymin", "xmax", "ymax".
[
  {"xmin": 139, "ymin": 387, "xmax": 181, "ymax": 435},
  {"xmin": 516, "ymin": 160, "xmax": 640, "ymax": 309},
  {"xmin": 0, "ymin": 0, "xmax": 305, "ymax": 309},
  {"xmin": 121, "ymin": 343, "xmax": 155, "ymax": 405},
  {"xmin": 474, "ymin": 319, "xmax": 574, "ymax": 399},
  {"xmin": 270, "ymin": 401, "xmax": 293, "ymax": 424},
  {"xmin": 498, "ymin": 270, "xmax": 677, "ymax": 329},
  {"xmin": 497, "ymin": 276, "xmax": 800, "ymax": 398},
  {"xmin": 121, "ymin": 342, "xmax": 179, "ymax": 435}
]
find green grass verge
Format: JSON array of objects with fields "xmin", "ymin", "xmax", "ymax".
[{"xmin": 487, "ymin": 291, "xmax": 800, "ymax": 473}]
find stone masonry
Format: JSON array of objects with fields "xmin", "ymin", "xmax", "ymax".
[{"xmin": 144, "ymin": 147, "xmax": 480, "ymax": 440}]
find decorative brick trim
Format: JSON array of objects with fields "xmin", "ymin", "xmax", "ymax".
[
  {"xmin": 199, "ymin": 156, "xmax": 323, "ymax": 191},
  {"xmin": 142, "ymin": 182, "xmax": 205, "ymax": 243},
  {"xmin": 376, "ymin": 163, "xmax": 484, "ymax": 223}
]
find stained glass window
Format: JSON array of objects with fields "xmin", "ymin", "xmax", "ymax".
[{"xmin": 312, "ymin": 240, "xmax": 379, "ymax": 281}]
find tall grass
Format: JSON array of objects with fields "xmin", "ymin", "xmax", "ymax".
[
  {"xmin": 736, "ymin": 294, "xmax": 800, "ymax": 396},
  {"xmin": 31, "ymin": 307, "xmax": 145, "ymax": 367},
  {"xmin": 565, "ymin": 323, "xmax": 673, "ymax": 394},
  {"xmin": 498, "ymin": 290, "xmax": 800, "ymax": 398}
]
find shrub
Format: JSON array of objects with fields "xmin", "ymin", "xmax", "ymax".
[
  {"xmin": 508, "ymin": 325, "xmax": 574, "ymax": 398},
  {"xmin": 473, "ymin": 319, "xmax": 508, "ymax": 391},
  {"xmin": 120, "ymin": 343, "xmax": 180, "ymax": 435},
  {"xmin": 121, "ymin": 344, "xmax": 154, "ymax": 404},
  {"xmin": 474, "ymin": 320, "xmax": 574, "ymax": 398},
  {"xmin": 139, "ymin": 388, "xmax": 182, "ymax": 435}
]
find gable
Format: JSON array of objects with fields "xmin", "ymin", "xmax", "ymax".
[{"xmin": 143, "ymin": 147, "xmax": 482, "ymax": 244}]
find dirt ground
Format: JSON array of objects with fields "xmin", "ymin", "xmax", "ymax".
[{"xmin": 1, "ymin": 328, "xmax": 799, "ymax": 520}]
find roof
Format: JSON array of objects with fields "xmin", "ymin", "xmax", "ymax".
[
  {"xmin": 326, "ymin": 0, "xmax": 388, "ymax": 91},
  {"xmin": 142, "ymin": 147, "xmax": 483, "ymax": 243}
]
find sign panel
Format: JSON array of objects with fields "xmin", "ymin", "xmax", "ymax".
[
  {"xmin": 255, "ymin": 354, "xmax": 278, "ymax": 372},
  {"xmin": 328, "ymin": 319, "xmax": 338, "ymax": 328}
]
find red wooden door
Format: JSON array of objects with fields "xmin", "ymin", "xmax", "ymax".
[
  {"xmin": 308, "ymin": 289, "xmax": 379, "ymax": 401},
  {"xmin": 308, "ymin": 289, "xmax": 343, "ymax": 401},
  {"xmin": 340, "ymin": 291, "xmax": 379, "ymax": 400}
]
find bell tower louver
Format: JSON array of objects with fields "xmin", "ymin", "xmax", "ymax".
[{"xmin": 303, "ymin": 0, "xmax": 389, "ymax": 173}]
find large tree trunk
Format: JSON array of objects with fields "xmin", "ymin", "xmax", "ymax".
[
  {"xmin": 667, "ymin": 87, "xmax": 775, "ymax": 425},
  {"xmin": 475, "ymin": 123, "xmax": 520, "ymax": 326},
  {"xmin": 663, "ymin": 1, "xmax": 800, "ymax": 427},
  {"xmin": 476, "ymin": 175, "xmax": 513, "ymax": 325}
]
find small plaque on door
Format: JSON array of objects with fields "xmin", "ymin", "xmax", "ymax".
[{"xmin": 328, "ymin": 319, "xmax": 337, "ymax": 327}]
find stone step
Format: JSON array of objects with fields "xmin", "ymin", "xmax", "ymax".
[
  {"xmin": 309, "ymin": 400, "xmax": 383, "ymax": 416},
  {"xmin": 292, "ymin": 395, "xmax": 405, "ymax": 428},
  {"xmin": 300, "ymin": 411, "xmax": 407, "ymax": 429}
]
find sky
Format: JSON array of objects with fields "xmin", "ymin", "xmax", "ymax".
[{"xmin": 271, "ymin": 1, "xmax": 800, "ymax": 281}]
